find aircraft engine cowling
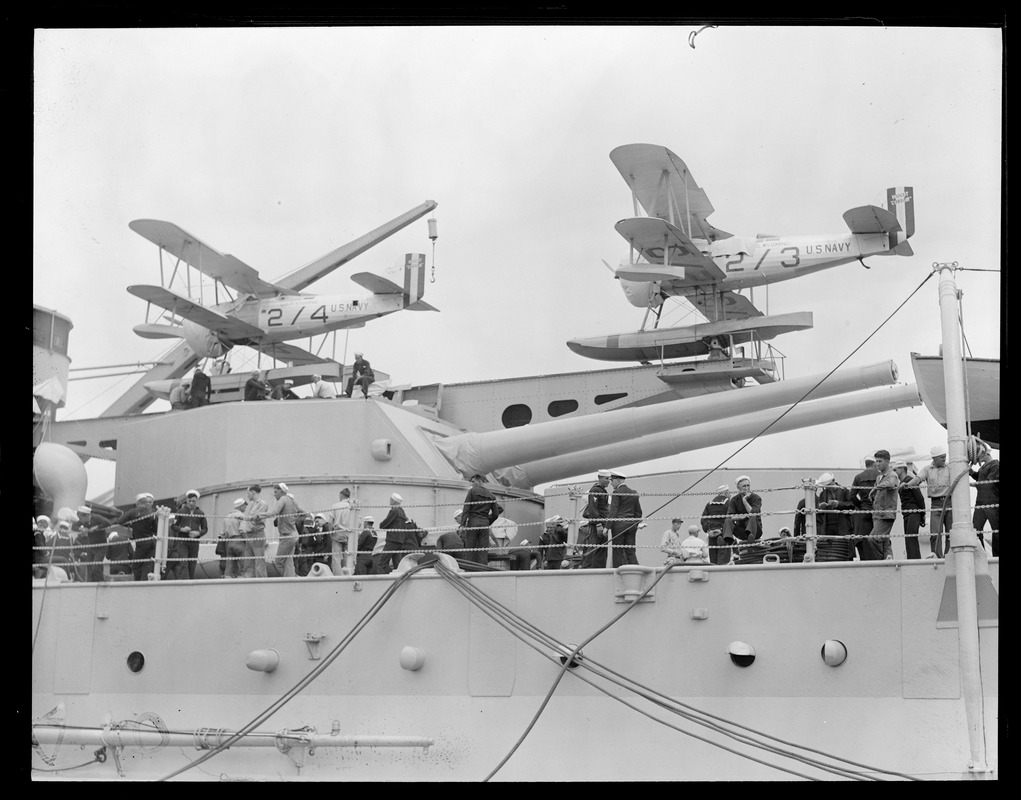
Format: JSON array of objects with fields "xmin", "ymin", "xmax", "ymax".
[
  {"xmin": 619, "ymin": 278, "xmax": 664, "ymax": 309},
  {"xmin": 181, "ymin": 320, "xmax": 231, "ymax": 359}
]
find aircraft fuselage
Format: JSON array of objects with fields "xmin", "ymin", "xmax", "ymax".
[
  {"xmin": 708, "ymin": 232, "xmax": 887, "ymax": 290},
  {"xmin": 223, "ymin": 292, "xmax": 404, "ymax": 341}
]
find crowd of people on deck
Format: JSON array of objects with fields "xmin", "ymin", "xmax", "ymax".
[
  {"xmin": 33, "ymin": 440, "xmax": 998, "ymax": 582},
  {"xmin": 163, "ymin": 351, "xmax": 380, "ymax": 409}
]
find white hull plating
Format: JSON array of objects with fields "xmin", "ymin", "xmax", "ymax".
[{"xmin": 31, "ymin": 560, "xmax": 998, "ymax": 781}]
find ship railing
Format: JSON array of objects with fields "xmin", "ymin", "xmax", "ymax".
[{"xmin": 33, "ymin": 481, "xmax": 998, "ymax": 580}]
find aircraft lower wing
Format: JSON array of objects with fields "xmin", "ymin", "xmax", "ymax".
[
  {"xmin": 127, "ymin": 285, "xmax": 264, "ymax": 340},
  {"xmin": 129, "ymin": 220, "xmax": 291, "ymax": 298},
  {"xmin": 255, "ymin": 340, "xmax": 339, "ymax": 366},
  {"xmin": 688, "ymin": 289, "xmax": 763, "ymax": 323},
  {"xmin": 609, "ymin": 144, "xmax": 732, "ymax": 241},
  {"xmin": 615, "ymin": 217, "xmax": 726, "ymax": 285}
]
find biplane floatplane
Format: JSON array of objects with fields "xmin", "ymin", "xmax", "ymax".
[
  {"xmin": 129, "ymin": 200, "xmax": 438, "ymax": 367},
  {"xmin": 567, "ymin": 144, "xmax": 914, "ymax": 363},
  {"xmin": 125, "ymin": 201, "xmax": 438, "ymax": 402}
]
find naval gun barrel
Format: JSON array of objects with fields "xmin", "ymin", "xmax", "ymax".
[
  {"xmin": 433, "ymin": 360, "xmax": 900, "ymax": 480},
  {"xmin": 510, "ymin": 382, "xmax": 922, "ymax": 488}
]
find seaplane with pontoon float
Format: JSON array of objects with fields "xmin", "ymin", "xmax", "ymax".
[
  {"xmin": 128, "ymin": 202, "xmax": 439, "ymax": 366},
  {"xmin": 112, "ymin": 202, "xmax": 437, "ymax": 408},
  {"xmin": 567, "ymin": 144, "xmax": 915, "ymax": 363}
]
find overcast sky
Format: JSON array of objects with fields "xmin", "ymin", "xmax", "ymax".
[{"xmin": 33, "ymin": 24, "xmax": 1003, "ymax": 497}]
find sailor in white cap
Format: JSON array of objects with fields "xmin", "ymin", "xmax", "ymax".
[
  {"xmin": 345, "ymin": 351, "xmax": 375, "ymax": 399},
  {"xmin": 46, "ymin": 517, "xmax": 82, "ymax": 581},
  {"xmin": 271, "ymin": 378, "xmax": 299, "ymax": 400},
  {"xmin": 608, "ymin": 472, "xmax": 643, "ymax": 568},
  {"xmin": 811, "ymin": 471, "xmax": 856, "ymax": 547},
  {"xmin": 700, "ymin": 485, "xmax": 732, "ymax": 565},
  {"xmin": 219, "ymin": 497, "xmax": 248, "ymax": 578},
  {"xmin": 539, "ymin": 515, "xmax": 568, "ymax": 569},
  {"xmin": 113, "ymin": 491, "xmax": 158, "ymax": 581},
  {"xmin": 378, "ymin": 492, "xmax": 413, "ymax": 573},
  {"xmin": 906, "ymin": 444, "xmax": 953, "ymax": 557},
  {"xmin": 270, "ymin": 482, "xmax": 301, "ymax": 578},
  {"xmin": 171, "ymin": 488, "xmax": 208, "ymax": 580},
  {"xmin": 72, "ymin": 503, "xmax": 113, "ymax": 582},
  {"xmin": 32, "ymin": 516, "xmax": 51, "ymax": 578},
  {"xmin": 580, "ymin": 469, "xmax": 612, "ymax": 569}
]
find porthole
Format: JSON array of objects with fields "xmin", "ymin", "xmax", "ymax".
[
  {"xmin": 594, "ymin": 392, "xmax": 628, "ymax": 405},
  {"xmin": 127, "ymin": 651, "xmax": 145, "ymax": 673},
  {"xmin": 548, "ymin": 399, "xmax": 579, "ymax": 417},
  {"xmin": 727, "ymin": 641, "xmax": 755, "ymax": 667},
  {"xmin": 501, "ymin": 404, "xmax": 533, "ymax": 428}
]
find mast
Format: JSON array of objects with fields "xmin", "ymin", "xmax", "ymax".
[{"xmin": 934, "ymin": 261, "xmax": 991, "ymax": 775}]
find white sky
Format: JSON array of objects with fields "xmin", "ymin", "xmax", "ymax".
[{"xmin": 33, "ymin": 24, "xmax": 1003, "ymax": 497}]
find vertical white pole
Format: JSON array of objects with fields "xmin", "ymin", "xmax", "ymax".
[
  {"xmin": 802, "ymin": 480, "xmax": 817, "ymax": 562},
  {"xmin": 153, "ymin": 505, "xmax": 172, "ymax": 582},
  {"xmin": 935, "ymin": 261, "xmax": 988, "ymax": 773},
  {"xmin": 568, "ymin": 487, "xmax": 582, "ymax": 551}
]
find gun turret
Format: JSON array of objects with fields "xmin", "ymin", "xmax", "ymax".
[
  {"xmin": 432, "ymin": 360, "xmax": 906, "ymax": 483},
  {"xmin": 509, "ymin": 383, "xmax": 921, "ymax": 488}
]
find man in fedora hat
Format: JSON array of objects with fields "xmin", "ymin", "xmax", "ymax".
[{"xmin": 907, "ymin": 443, "xmax": 952, "ymax": 557}]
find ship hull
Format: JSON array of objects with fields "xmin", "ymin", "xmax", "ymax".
[{"xmin": 31, "ymin": 559, "xmax": 998, "ymax": 781}]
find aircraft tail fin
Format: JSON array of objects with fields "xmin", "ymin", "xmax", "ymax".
[
  {"xmin": 401, "ymin": 253, "xmax": 427, "ymax": 308},
  {"xmin": 886, "ymin": 186, "xmax": 915, "ymax": 252}
]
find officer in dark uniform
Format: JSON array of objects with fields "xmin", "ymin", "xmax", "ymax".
[
  {"xmin": 580, "ymin": 470, "xmax": 611, "ymax": 569},
  {"xmin": 115, "ymin": 492, "xmax": 159, "ymax": 581},
  {"xmin": 608, "ymin": 472, "xmax": 643, "ymax": 567}
]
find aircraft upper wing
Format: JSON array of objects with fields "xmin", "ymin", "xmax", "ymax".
[
  {"xmin": 127, "ymin": 285, "xmax": 265, "ymax": 340},
  {"xmin": 615, "ymin": 217, "xmax": 726, "ymax": 285},
  {"xmin": 280, "ymin": 200, "xmax": 437, "ymax": 292},
  {"xmin": 610, "ymin": 144, "xmax": 732, "ymax": 241},
  {"xmin": 688, "ymin": 290, "xmax": 763, "ymax": 323},
  {"xmin": 129, "ymin": 220, "xmax": 293, "ymax": 298}
]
